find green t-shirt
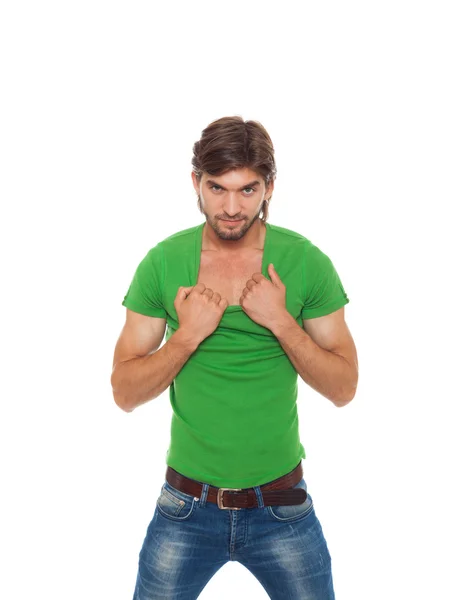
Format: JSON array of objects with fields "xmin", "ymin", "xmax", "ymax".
[{"xmin": 122, "ymin": 221, "xmax": 349, "ymax": 488}]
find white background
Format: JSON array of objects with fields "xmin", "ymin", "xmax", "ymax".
[{"xmin": 1, "ymin": 1, "xmax": 450, "ymax": 598}]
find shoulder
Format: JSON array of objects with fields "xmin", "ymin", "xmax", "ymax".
[
  {"xmin": 140, "ymin": 223, "xmax": 201, "ymax": 259},
  {"xmin": 267, "ymin": 222, "xmax": 310, "ymax": 243},
  {"xmin": 267, "ymin": 222, "xmax": 319, "ymax": 258},
  {"xmin": 267, "ymin": 223, "xmax": 340, "ymax": 279},
  {"xmin": 155, "ymin": 223, "xmax": 201, "ymax": 254},
  {"xmin": 159, "ymin": 223, "xmax": 201, "ymax": 245}
]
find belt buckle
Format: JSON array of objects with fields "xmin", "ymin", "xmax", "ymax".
[{"xmin": 217, "ymin": 488, "xmax": 243, "ymax": 510}]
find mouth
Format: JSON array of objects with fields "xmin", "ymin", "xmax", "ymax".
[{"xmin": 220, "ymin": 219, "xmax": 244, "ymax": 225}]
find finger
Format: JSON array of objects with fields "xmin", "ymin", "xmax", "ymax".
[
  {"xmin": 268, "ymin": 263, "xmax": 282, "ymax": 286},
  {"xmin": 251, "ymin": 272, "xmax": 265, "ymax": 283},
  {"xmin": 176, "ymin": 285, "xmax": 194, "ymax": 301},
  {"xmin": 194, "ymin": 282, "xmax": 206, "ymax": 293}
]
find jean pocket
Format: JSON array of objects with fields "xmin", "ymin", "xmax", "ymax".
[
  {"xmin": 266, "ymin": 478, "xmax": 314, "ymax": 523},
  {"xmin": 156, "ymin": 481, "xmax": 199, "ymax": 521}
]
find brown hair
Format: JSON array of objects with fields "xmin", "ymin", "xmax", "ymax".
[{"xmin": 192, "ymin": 116, "xmax": 277, "ymax": 223}]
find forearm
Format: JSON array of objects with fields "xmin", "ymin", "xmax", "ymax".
[
  {"xmin": 111, "ymin": 328, "xmax": 199, "ymax": 413},
  {"xmin": 271, "ymin": 312, "xmax": 356, "ymax": 407}
]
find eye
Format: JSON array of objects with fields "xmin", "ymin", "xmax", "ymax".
[{"xmin": 209, "ymin": 185, "xmax": 256, "ymax": 194}]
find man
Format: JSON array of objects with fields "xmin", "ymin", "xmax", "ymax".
[{"xmin": 111, "ymin": 116, "xmax": 359, "ymax": 600}]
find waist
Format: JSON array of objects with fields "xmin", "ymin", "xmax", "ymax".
[{"xmin": 165, "ymin": 460, "xmax": 307, "ymax": 510}]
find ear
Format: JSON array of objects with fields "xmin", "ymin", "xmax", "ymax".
[
  {"xmin": 265, "ymin": 178, "xmax": 275, "ymax": 200},
  {"xmin": 191, "ymin": 171, "xmax": 200, "ymax": 194}
]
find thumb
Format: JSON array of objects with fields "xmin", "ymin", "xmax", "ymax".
[
  {"xmin": 176, "ymin": 285, "xmax": 194, "ymax": 302},
  {"xmin": 268, "ymin": 263, "xmax": 282, "ymax": 286}
]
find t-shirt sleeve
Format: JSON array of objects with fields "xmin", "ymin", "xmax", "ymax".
[
  {"xmin": 121, "ymin": 243, "xmax": 167, "ymax": 318},
  {"xmin": 301, "ymin": 243, "xmax": 349, "ymax": 320}
]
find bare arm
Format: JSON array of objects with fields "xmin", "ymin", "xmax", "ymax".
[
  {"xmin": 271, "ymin": 306, "xmax": 359, "ymax": 407},
  {"xmin": 111, "ymin": 284, "xmax": 228, "ymax": 413},
  {"xmin": 111, "ymin": 310, "xmax": 199, "ymax": 413}
]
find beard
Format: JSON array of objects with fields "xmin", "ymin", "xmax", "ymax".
[
  {"xmin": 198, "ymin": 195, "xmax": 264, "ymax": 241},
  {"xmin": 211, "ymin": 212, "xmax": 261, "ymax": 241}
]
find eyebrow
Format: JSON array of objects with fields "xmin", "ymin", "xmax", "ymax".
[{"xmin": 205, "ymin": 179, "xmax": 261, "ymax": 190}]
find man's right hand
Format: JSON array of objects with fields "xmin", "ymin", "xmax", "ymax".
[{"xmin": 174, "ymin": 283, "xmax": 228, "ymax": 345}]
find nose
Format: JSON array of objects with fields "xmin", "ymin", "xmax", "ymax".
[{"xmin": 223, "ymin": 192, "xmax": 242, "ymax": 218}]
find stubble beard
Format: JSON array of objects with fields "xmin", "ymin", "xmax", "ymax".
[
  {"xmin": 198, "ymin": 194, "xmax": 264, "ymax": 241},
  {"xmin": 213, "ymin": 212, "xmax": 261, "ymax": 241}
]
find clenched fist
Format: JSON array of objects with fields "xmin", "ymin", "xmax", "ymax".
[{"xmin": 174, "ymin": 283, "xmax": 228, "ymax": 345}]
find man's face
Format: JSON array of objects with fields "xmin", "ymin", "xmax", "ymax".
[{"xmin": 191, "ymin": 167, "xmax": 273, "ymax": 241}]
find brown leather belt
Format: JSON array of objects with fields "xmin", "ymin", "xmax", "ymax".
[{"xmin": 165, "ymin": 460, "xmax": 307, "ymax": 510}]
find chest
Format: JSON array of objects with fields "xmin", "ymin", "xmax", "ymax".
[{"xmin": 196, "ymin": 250, "xmax": 264, "ymax": 306}]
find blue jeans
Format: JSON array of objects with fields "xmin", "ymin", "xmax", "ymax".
[{"xmin": 132, "ymin": 472, "xmax": 335, "ymax": 599}]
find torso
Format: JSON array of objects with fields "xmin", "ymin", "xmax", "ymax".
[{"xmin": 196, "ymin": 249, "xmax": 264, "ymax": 306}]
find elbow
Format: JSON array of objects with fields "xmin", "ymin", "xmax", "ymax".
[
  {"xmin": 333, "ymin": 396, "xmax": 353, "ymax": 408},
  {"xmin": 111, "ymin": 375, "xmax": 134, "ymax": 413},
  {"xmin": 112, "ymin": 390, "xmax": 134, "ymax": 413},
  {"xmin": 110, "ymin": 370, "xmax": 134, "ymax": 412},
  {"xmin": 332, "ymin": 386, "xmax": 357, "ymax": 408},
  {"xmin": 333, "ymin": 366, "xmax": 359, "ymax": 407}
]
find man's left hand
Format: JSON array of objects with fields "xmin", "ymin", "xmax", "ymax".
[{"xmin": 239, "ymin": 263, "xmax": 288, "ymax": 330}]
